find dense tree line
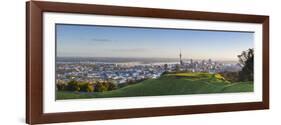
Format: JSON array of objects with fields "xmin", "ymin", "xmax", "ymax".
[
  {"xmin": 238, "ymin": 48, "xmax": 254, "ymax": 81},
  {"xmin": 220, "ymin": 48, "xmax": 254, "ymax": 83},
  {"xmin": 56, "ymin": 80, "xmax": 117, "ymax": 92}
]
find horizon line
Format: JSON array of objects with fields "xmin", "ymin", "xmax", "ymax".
[{"xmin": 56, "ymin": 56, "xmax": 238, "ymax": 61}]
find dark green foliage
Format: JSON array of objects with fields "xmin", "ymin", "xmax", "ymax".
[
  {"xmin": 164, "ymin": 64, "xmax": 168, "ymax": 71},
  {"xmin": 66, "ymin": 80, "xmax": 80, "ymax": 91},
  {"xmin": 56, "ymin": 82, "xmax": 67, "ymax": 91},
  {"xmin": 220, "ymin": 72, "xmax": 240, "ymax": 82},
  {"xmin": 175, "ymin": 64, "xmax": 180, "ymax": 72},
  {"xmin": 94, "ymin": 82, "xmax": 108, "ymax": 92},
  {"xmin": 63, "ymin": 80, "xmax": 94, "ymax": 92},
  {"xmin": 79, "ymin": 82, "xmax": 88, "ymax": 92},
  {"xmin": 60, "ymin": 80, "xmax": 117, "ymax": 92},
  {"xmin": 107, "ymin": 82, "xmax": 117, "ymax": 91},
  {"xmin": 61, "ymin": 80, "xmax": 118, "ymax": 93},
  {"xmin": 238, "ymin": 48, "xmax": 254, "ymax": 82},
  {"xmin": 79, "ymin": 82, "xmax": 94, "ymax": 92},
  {"xmin": 86, "ymin": 84, "xmax": 95, "ymax": 92}
]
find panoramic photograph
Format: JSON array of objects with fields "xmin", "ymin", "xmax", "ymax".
[{"xmin": 55, "ymin": 24, "xmax": 254, "ymax": 100}]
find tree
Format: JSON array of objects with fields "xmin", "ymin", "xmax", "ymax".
[
  {"xmin": 56, "ymin": 81, "xmax": 66, "ymax": 91},
  {"xmin": 220, "ymin": 72, "xmax": 239, "ymax": 82},
  {"xmin": 79, "ymin": 82, "xmax": 94, "ymax": 92},
  {"xmin": 95, "ymin": 81, "xmax": 107, "ymax": 92},
  {"xmin": 66, "ymin": 80, "xmax": 80, "ymax": 91},
  {"xmin": 107, "ymin": 82, "xmax": 117, "ymax": 91},
  {"xmin": 164, "ymin": 64, "xmax": 168, "ymax": 71},
  {"xmin": 237, "ymin": 48, "xmax": 254, "ymax": 82},
  {"xmin": 86, "ymin": 83, "xmax": 94, "ymax": 92},
  {"xmin": 175, "ymin": 64, "xmax": 180, "ymax": 72}
]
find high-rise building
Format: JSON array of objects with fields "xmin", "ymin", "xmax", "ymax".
[
  {"xmin": 179, "ymin": 49, "xmax": 183, "ymax": 65},
  {"xmin": 208, "ymin": 59, "xmax": 212, "ymax": 64}
]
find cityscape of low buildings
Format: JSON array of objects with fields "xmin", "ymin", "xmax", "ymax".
[{"xmin": 56, "ymin": 51, "xmax": 242, "ymax": 85}]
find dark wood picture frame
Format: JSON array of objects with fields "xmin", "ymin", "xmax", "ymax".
[{"xmin": 26, "ymin": 1, "xmax": 269, "ymax": 124}]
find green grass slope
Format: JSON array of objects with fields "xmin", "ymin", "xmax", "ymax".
[{"xmin": 56, "ymin": 72, "xmax": 253, "ymax": 100}]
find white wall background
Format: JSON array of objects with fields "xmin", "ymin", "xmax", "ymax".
[{"xmin": 0, "ymin": 0, "xmax": 279, "ymax": 124}]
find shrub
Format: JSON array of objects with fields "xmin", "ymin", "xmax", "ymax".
[
  {"xmin": 78, "ymin": 82, "xmax": 86, "ymax": 92},
  {"xmin": 95, "ymin": 82, "xmax": 107, "ymax": 92},
  {"xmin": 107, "ymin": 82, "xmax": 117, "ymax": 91},
  {"xmin": 220, "ymin": 72, "xmax": 239, "ymax": 83},
  {"xmin": 66, "ymin": 80, "xmax": 80, "ymax": 91},
  {"xmin": 56, "ymin": 82, "xmax": 67, "ymax": 91},
  {"xmin": 86, "ymin": 83, "xmax": 94, "ymax": 92}
]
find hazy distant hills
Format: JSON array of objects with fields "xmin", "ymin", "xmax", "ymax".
[{"xmin": 57, "ymin": 57, "xmax": 237, "ymax": 64}]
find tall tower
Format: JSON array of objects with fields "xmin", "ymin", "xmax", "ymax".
[{"xmin": 179, "ymin": 49, "xmax": 183, "ymax": 65}]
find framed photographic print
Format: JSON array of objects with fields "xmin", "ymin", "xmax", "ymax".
[{"xmin": 26, "ymin": 1, "xmax": 269, "ymax": 124}]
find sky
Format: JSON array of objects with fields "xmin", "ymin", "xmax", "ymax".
[{"xmin": 56, "ymin": 24, "xmax": 253, "ymax": 61}]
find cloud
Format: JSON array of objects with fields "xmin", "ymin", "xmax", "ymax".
[
  {"xmin": 90, "ymin": 38, "xmax": 112, "ymax": 42},
  {"xmin": 84, "ymin": 38, "xmax": 114, "ymax": 45},
  {"xmin": 111, "ymin": 48, "xmax": 151, "ymax": 52}
]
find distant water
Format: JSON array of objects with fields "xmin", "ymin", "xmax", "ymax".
[
  {"xmin": 57, "ymin": 57, "xmax": 179, "ymax": 64},
  {"xmin": 56, "ymin": 57, "xmax": 237, "ymax": 64}
]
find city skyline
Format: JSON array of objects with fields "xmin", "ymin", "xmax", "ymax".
[{"xmin": 56, "ymin": 24, "xmax": 254, "ymax": 61}]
